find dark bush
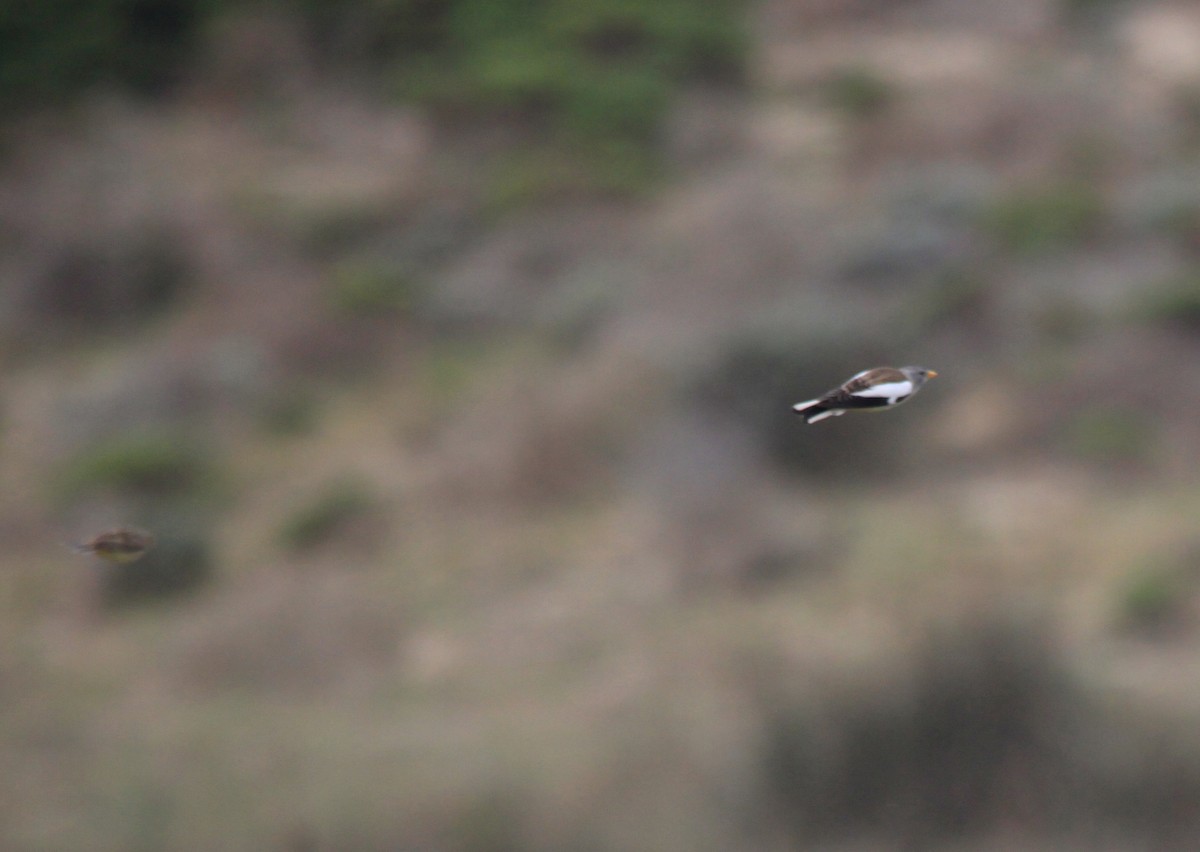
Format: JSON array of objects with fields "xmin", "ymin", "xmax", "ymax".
[
  {"xmin": 754, "ymin": 612, "xmax": 1200, "ymax": 847},
  {"xmin": 687, "ymin": 332, "xmax": 911, "ymax": 481},
  {"xmin": 99, "ymin": 517, "xmax": 215, "ymax": 608},
  {"xmin": 0, "ymin": 0, "xmax": 215, "ymax": 112},
  {"xmin": 23, "ymin": 229, "xmax": 192, "ymax": 337},
  {"xmin": 1131, "ymin": 272, "xmax": 1200, "ymax": 333},
  {"xmin": 758, "ymin": 618, "xmax": 1078, "ymax": 845}
]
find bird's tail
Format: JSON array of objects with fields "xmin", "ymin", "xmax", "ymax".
[{"xmin": 792, "ymin": 399, "xmax": 839, "ymax": 424}]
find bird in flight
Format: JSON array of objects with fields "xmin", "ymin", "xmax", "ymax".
[
  {"xmin": 793, "ymin": 366, "xmax": 937, "ymax": 424},
  {"xmin": 71, "ymin": 528, "xmax": 156, "ymax": 563}
]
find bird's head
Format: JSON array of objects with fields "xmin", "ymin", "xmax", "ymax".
[{"xmin": 900, "ymin": 366, "xmax": 938, "ymax": 386}]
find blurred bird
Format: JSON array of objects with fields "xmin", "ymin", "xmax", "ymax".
[
  {"xmin": 71, "ymin": 528, "xmax": 156, "ymax": 563},
  {"xmin": 793, "ymin": 366, "xmax": 938, "ymax": 424}
]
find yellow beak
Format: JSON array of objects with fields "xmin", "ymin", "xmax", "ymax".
[{"xmin": 927, "ymin": 370, "xmax": 938, "ymax": 378}]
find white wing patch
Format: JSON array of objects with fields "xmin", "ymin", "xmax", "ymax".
[
  {"xmin": 850, "ymin": 380, "xmax": 913, "ymax": 401},
  {"xmin": 806, "ymin": 409, "xmax": 842, "ymax": 423},
  {"xmin": 792, "ymin": 399, "xmax": 820, "ymax": 412}
]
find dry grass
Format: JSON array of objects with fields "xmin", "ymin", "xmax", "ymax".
[{"xmin": 6, "ymin": 459, "xmax": 1200, "ymax": 849}]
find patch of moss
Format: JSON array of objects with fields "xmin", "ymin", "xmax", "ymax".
[
  {"xmin": 821, "ymin": 66, "xmax": 894, "ymax": 120},
  {"xmin": 981, "ymin": 182, "xmax": 1106, "ymax": 255},
  {"xmin": 329, "ymin": 260, "xmax": 425, "ymax": 316},
  {"xmin": 56, "ymin": 431, "xmax": 216, "ymax": 503},
  {"xmin": 902, "ymin": 270, "xmax": 991, "ymax": 335},
  {"xmin": 257, "ymin": 385, "xmax": 321, "ymax": 437},
  {"xmin": 483, "ymin": 140, "xmax": 659, "ymax": 214},
  {"xmin": 1117, "ymin": 564, "xmax": 1187, "ymax": 634},
  {"xmin": 1034, "ymin": 295, "xmax": 1091, "ymax": 344},
  {"xmin": 279, "ymin": 478, "xmax": 374, "ymax": 550},
  {"xmin": 1063, "ymin": 408, "xmax": 1151, "ymax": 464},
  {"xmin": 416, "ymin": 339, "xmax": 495, "ymax": 404},
  {"xmin": 1130, "ymin": 273, "xmax": 1200, "ymax": 332}
]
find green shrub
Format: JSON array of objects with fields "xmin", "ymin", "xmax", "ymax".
[
  {"xmin": 1131, "ymin": 273, "xmax": 1200, "ymax": 332},
  {"xmin": 982, "ymin": 182, "xmax": 1106, "ymax": 254},
  {"xmin": 391, "ymin": 0, "xmax": 748, "ymax": 190},
  {"xmin": 329, "ymin": 260, "xmax": 425, "ymax": 316},
  {"xmin": 821, "ymin": 66, "xmax": 894, "ymax": 120},
  {"xmin": 1034, "ymin": 295, "xmax": 1091, "ymax": 344},
  {"xmin": 279, "ymin": 478, "xmax": 374, "ymax": 550},
  {"xmin": 483, "ymin": 140, "xmax": 658, "ymax": 213},
  {"xmin": 295, "ymin": 0, "xmax": 746, "ymax": 135},
  {"xmin": 416, "ymin": 339, "xmax": 495, "ymax": 403},
  {"xmin": 1063, "ymin": 408, "xmax": 1151, "ymax": 463},
  {"xmin": 257, "ymin": 385, "xmax": 321, "ymax": 437},
  {"xmin": 57, "ymin": 431, "xmax": 216, "ymax": 502},
  {"xmin": 901, "ymin": 270, "xmax": 991, "ymax": 336},
  {"xmin": 1118, "ymin": 565, "xmax": 1185, "ymax": 633}
]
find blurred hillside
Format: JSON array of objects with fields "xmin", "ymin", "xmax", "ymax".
[{"xmin": 5, "ymin": 0, "xmax": 1200, "ymax": 849}]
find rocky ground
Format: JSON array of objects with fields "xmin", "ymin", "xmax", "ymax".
[{"xmin": 4, "ymin": 1, "xmax": 1200, "ymax": 849}]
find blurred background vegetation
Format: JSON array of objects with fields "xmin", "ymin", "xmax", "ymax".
[{"xmin": 5, "ymin": 0, "xmax": 1200, "ymax": 849}]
